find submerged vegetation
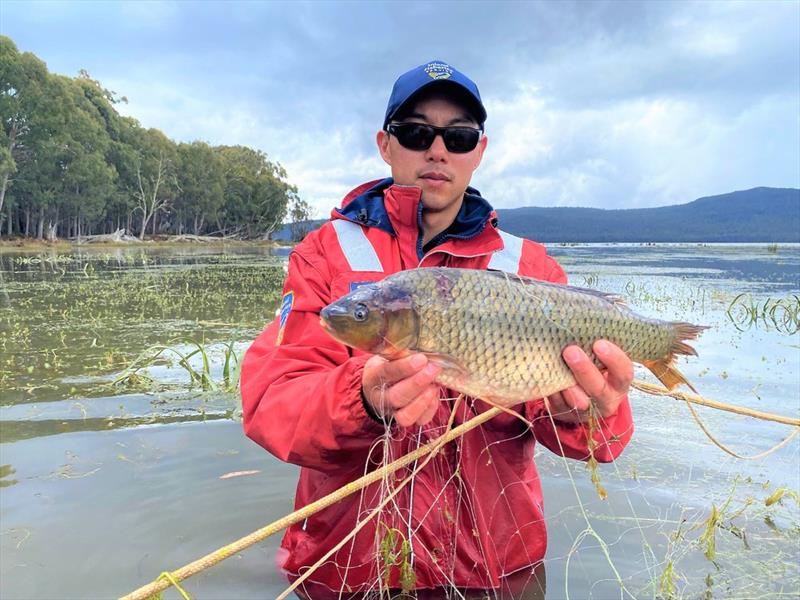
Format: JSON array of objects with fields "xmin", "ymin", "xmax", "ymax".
[
  {"xmin": 112, "ymin": 340, "xmax": 242, "ymax": 393},
  {"xmin": 726, "ymin": 293, "xmax": 800, "ymax": 334},
  {"xmin": 0, "ymin": 248, "xmax": 284, "ymax": 404}
]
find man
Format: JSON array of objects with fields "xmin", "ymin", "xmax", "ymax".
[{"xmin": 241, "ymin": 60, "xmax": 634, "ymax": 598}]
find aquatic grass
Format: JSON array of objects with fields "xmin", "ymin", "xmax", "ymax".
[
  {"xmin": 582, "ymin": 273, "xmax": 600, "ymax": 287},
  {"xmin": 379, "ymin": 526, "xmax": 416, "ymax": 593},
  {"xmin": 221, "ymin": 341, "xmax": 241, "ymax": 390},
  {"xmin": 112, "ymin": 340, "xmax": 244, "ymax": 393},
  {"xmin": 726, "ymin": 293, "xmax": 800, "ymax": 334},
  {"xmin": 640, "ymin": 475, "xmax": 800, "ymax": 600},
  {"xmin": 1, "ymin": 251, "xmax": 284, "ymax": 403},
  {"xmin": 658, "ymin": 559, "xmax": 676, "ymax": 599}
]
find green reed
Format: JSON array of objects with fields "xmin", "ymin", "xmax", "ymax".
[
  {"xmin": 726, "ymin": 293, "xmax": 800, "ymax": 334},
  {"xmin": 112, "ymin": 340, "xmax": 243, "ymax": 393}
]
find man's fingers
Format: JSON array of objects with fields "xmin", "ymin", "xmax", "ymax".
[
  {"xmin": 593, "ymin": 340, "xmax": 634, "ymax": 390},
  {"xmin": 562, "ymin": 345, "xmax": 612, "ymax": 402},
  {"xmin": 545, "ymin": 391, "xmax": 584, "ymax": 423},
  {"xmin": 394, "ymin": 388, "xmax": 439, "ymax": 428},
  {"xmin": 416, "ymin": 389, "xmax": 441, "ymax": 425},
  {"xmin": 384, "ymin": 365, "xmax": 440, "ymax": 409},
  {"xmin": 561, "ymin": 341, "xmax": 632, "ymax": 418},
  {"xmin": 561, "ymin": 385, "xmax": 591, "ymax": 412},
  {"xmin": 373, "ymin": 353, "xmax": 429, "ymax": 386}
]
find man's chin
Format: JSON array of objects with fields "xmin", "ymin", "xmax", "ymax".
[{"xmin": 420, "ymin": 193, "xmax": 462, "ymax": 213}]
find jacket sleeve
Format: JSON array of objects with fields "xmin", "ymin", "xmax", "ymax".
[
  {"xmin": 240, "ymin": 238, "xmax": 385, "ymax": 473},
  {"xmin": 520, "ymin": 245, "xmax": 634, "ymax": 462}
]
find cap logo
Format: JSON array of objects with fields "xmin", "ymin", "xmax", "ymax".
[{"xmin": 425, "ymin": 62, "xmax": 452, "ymax": 80}]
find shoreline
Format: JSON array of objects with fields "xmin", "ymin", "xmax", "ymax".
[
  {"xmin": 1, "ymin": 237, "xmax": 796, "ymax": 254},
  {"xmin": 0, "ymin": 237, "xmax": 296, "ymax": 253}
]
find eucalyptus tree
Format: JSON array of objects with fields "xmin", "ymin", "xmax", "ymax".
[
  {"xmin": 176, "ymin": 141, "xmax": 224, "ymax": 234},
  {"xmin": 53, "ymin": 74, "xmax": 116, "ymax": 238},
  {"xmin": 215, "ymin": 145, "xmax": 294, "ymax": 238},
  {"xmin": 0, "ymin": 36, "xmax": 53, "ymax": 230},
  {"xmin": 289, "ymin": 196, "xmax": 313, "ymax": 241},
  {"xmin": 130, "ymin": 128, "xmax": 178, "ymax": 239},
  {"xmin": 1, "ymin": 37, "xmax": 302, "ymax": 240}
]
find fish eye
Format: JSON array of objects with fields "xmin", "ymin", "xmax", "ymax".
[{"xmin": 353, "ymin": 303, "xmax": 369, "ymax": 322}]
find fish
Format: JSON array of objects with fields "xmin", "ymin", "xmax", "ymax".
[{"xmin": 320, "ymin": 267, "xmax": 708, "ymax": 407}]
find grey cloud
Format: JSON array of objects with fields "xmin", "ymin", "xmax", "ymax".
[{"xmin": 3, "ymin": 0, "xmax": 797, "ymax": 214}]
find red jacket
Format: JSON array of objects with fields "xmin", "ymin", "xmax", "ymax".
[{"xmin": 241, "ymin": 179, "xmax": 633, "ymax": 596}]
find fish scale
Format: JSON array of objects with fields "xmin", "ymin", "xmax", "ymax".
[{"xmin": 320, "ymin": 267, "xmax": 707, "ymax": 407}]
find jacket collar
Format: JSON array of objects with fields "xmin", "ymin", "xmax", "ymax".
[{"xmin": 333, "ymin": 178, "xmax": 497, "ymax": 258}]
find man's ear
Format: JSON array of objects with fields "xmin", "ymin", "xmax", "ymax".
[
  {"xmin": 376, "ymin": 130, "xmax": 392, "ymax": 166},
  {"xmin": 472, "ymin": 134, "xmax": 488, "ymax": 169}
]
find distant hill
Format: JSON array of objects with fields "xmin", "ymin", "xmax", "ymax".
[
  {"xmin": 274, "ymin": 187, "xmax": 800, "ymax": 243},
  {"xmin": 496, "ymin": 187, "xmax": 799, "ymax": 243}
]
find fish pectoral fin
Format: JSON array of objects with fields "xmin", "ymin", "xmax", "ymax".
[
  {"xmin": 643, "ymin": 359, "xmax": 698, "ymax": 393},
  {"xmin": 423, "ymin": 353, "xmax": 470, "ymax": 378}
]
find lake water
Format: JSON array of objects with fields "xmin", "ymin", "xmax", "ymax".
[{"xmin": 1, "ymin": 243, "xmax": 798, "ymax": 600}]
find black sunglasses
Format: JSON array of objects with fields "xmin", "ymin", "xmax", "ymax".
[{"xmin": 386, "ymin": 122, "xmax": 482, "ymax": 154}]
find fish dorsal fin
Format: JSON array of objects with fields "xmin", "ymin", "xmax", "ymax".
[
  {"xmin": 560, "ymin": 283, "xmax": 627, "ymax": 306},
  {"xmin": 484, "ymin": 268, "xmax": 627, "ymax": 307}
]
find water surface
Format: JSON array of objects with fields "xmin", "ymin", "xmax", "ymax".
[{"xmin": 1, "ymin": 243, "xmax": 798, "ymax": 599}]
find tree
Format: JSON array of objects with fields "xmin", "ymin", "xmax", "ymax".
[
  {"xmin": 0, "ymin": 37, "xmax": 299, "ymax": 239},
  {"xmin": 289, "ymin": 196, "xmax": 313, "ymax": 241},
  {"xmin": 175, "ymin": 142, "xmax": 224, "ymax": 234},
  {"xmin": 0, "ymin": 36, "xmax": 52, "ymax": 224},
  {"xmin": 131, "ymin": 129, "xmax": 178, "ymax": 239},
  {"xmin": 215, "ymin": 145, "xmax": 294, "ymax": 238}
]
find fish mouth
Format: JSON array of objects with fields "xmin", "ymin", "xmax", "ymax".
[
  {"xmin": 319, "ymin": 303, "xmax": 352, "ymax": 341},
  {"xmin": 320, "ymin": 303, "xmax": 349, "ymax": 322}
]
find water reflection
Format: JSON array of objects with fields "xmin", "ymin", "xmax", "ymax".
[{"xmin": 1, "ymin": 412, "xmax": 232, "ymax": 444}]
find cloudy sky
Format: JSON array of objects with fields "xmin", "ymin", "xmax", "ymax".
[{"xmin": 2, "ymin": 0, "xmax": 798, "ymax": 217}]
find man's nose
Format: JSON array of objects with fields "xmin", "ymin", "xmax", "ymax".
[{"xmin": 425, "ymin": 133, "xmax": 448, "ymax": 160}]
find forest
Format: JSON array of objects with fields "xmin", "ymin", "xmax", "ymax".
[{"xmin": 0, "ymin": 36, "xmax": 309, "ymax": 241}]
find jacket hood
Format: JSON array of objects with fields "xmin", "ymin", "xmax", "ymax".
[{"xmin": 332, "ymin": 178, "xmax": 496, "ymax": 245}]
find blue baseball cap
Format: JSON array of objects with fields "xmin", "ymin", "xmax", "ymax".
[{"xmin": 383, "ymin": 60, "xmax": 487, "ymax": 130}]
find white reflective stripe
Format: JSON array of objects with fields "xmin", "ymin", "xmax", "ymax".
[
  {"xmin": 331, "ymin": 219, "xmax": 384, "ymax": 272},
  {"xmin": 487, "ymin": 230, "xmax": 523, "ymax": 274}
]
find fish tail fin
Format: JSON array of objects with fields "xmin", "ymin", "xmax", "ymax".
[
  {"xmin": 643, "ymin": 322, "xmax": 709, "ymax": 393},
  {"xmin": 642, "ymin": 358, "xmax": 698, "ymax": 393},
  {"xmin": 669, "ymin": 323, "xmax": 710, "ymax": 357}
]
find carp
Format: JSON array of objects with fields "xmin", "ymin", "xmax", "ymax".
[{"xmin": 320, "ymin": 268, "xmax": 707, "ymax": 407}]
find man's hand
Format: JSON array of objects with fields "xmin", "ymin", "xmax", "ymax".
[
  {"xmin": 545, "ymin": 340, "xmax": 633, "ymax": 424},
  {"xmin": 362, "ymin": 353, "xmax": 441, "ymax": 428}
]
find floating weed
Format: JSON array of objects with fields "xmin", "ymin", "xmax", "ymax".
[
  {"xmin": 698, "ymin": 504, "xmax": 720, "ymax": 561},
  {"xmin": 765, "ymin": 487, "xmax": 800, "ymax": 507},
  {"xmin": 658, "ymin": 559, "xmax": 676, "ymax": 599},
  {"xmin": 582, "ymin": 273, "xmax": 600, "ymax": 287},
  {"xmin": 586, "ymin": 404, "xmax": 607, "ymax": 500},
  {"xmin": 2, "ymin": 253, "xmax": 283, "ymax": 403},
  {"xmin": 379, "ymin": 526, "xmax": 416, "ymax": 593},
  {"xmin": 0, "ymin": 464, "xmax": 18, "ymax": 488},
  {"xmin": 112, "ymin": 341, "xmax": 243, "ymax": 393},
  {"xmin": 726, "ymin": 292, "xmax": 800, "ymax": 334},
  {"xmin": 221, "ymin": 341, "xmax": 241, "ymax": 390}
]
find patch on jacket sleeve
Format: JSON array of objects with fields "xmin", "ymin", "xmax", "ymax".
[{"xmin": 276, "ymin": 291, "xmax": 294, "ymax": 345}]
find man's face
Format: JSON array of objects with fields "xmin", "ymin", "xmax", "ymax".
[{"xmin": 377, "ymin": 94, "xmax": 488, "ymax": 214}]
